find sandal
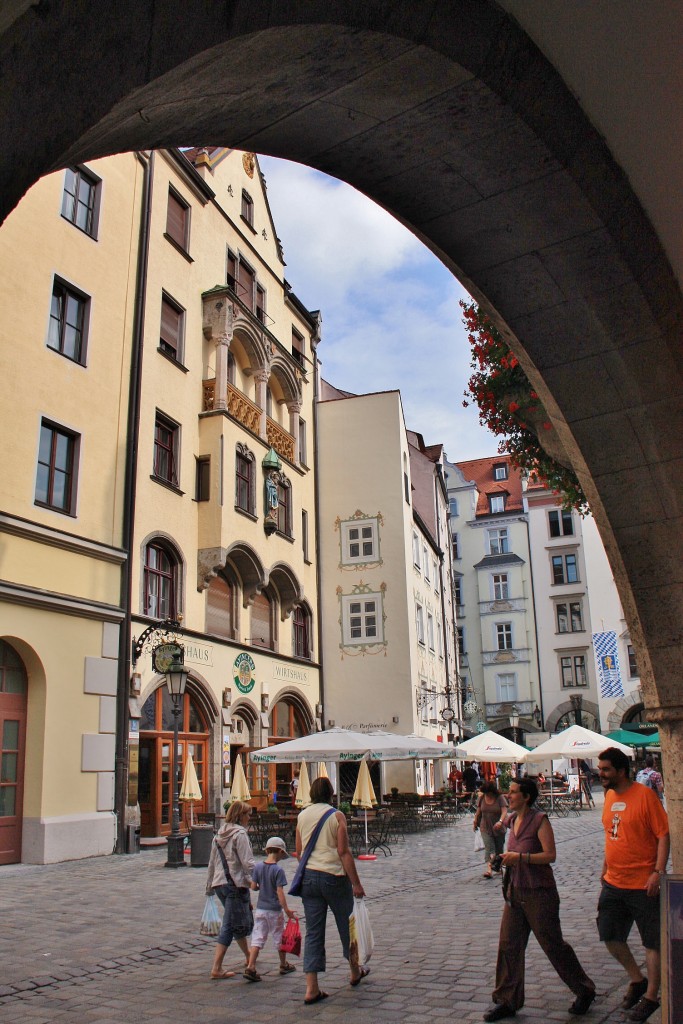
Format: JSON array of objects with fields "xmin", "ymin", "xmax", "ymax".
[
  {"xmin": 243, "ymin": 967, "xmax": 262, "ymax": 982},
  {"xmin": 350, "ymin": 967, "xmax": 370, "ymax": 987},
  {"xmin": 304, "ymin": 991, "xmax": 329, "ymax": 1005},
  {"xmin": 210, "ymin": 970, "xmax": 236, "ymax": 979},
  {"xmin": 483, "ymin": 871, "xmax": 493, "ymax": 878},
  {"xmin": 280, "ymin": 963, "xmax": 296, "ymax": 975}
]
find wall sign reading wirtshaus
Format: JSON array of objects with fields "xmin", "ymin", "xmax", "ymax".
[{"xmin": 273, "ymin": 664, "xmax": 310, "ymax": 685}]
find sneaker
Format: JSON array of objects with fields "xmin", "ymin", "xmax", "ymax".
[
  {"xmin": 569, "ymin": 987, "xmax": 596, "ymax": 1015},
  {"xmin": 627, "ymin": 997, "xmax": 660, "ymax": 1022},
  {"xmin": 622, "ymin": 979, "xmax": 648, "ymax": 1010}
]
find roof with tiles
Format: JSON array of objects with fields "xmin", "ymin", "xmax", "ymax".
[{"xmin": 454, "ymin": 454, "xmax": 524, "ymax": 517}]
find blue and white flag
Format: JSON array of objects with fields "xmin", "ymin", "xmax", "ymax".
[{"xmin": 593, "ymin": 631, "xmax": 624, "ymax": 698}]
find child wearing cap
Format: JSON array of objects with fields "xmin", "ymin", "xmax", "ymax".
[{"xmin": 244, "ymin": 837, "xmax": 297, "ymax": 981}]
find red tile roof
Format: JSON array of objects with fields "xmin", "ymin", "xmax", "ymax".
[{"xmin": 455, "ymin": 454, "xmax": 524, "ymax": 516}]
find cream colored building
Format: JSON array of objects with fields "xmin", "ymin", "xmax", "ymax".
[
  {"xmin": 317, "ymin": 385, "xmax": 459, "ymax": 797},
  {"xmin": 0, "ymin": 146, "xmax": 321, "ymax": 862}
]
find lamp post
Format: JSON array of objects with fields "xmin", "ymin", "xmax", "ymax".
[
  {"xmin": 157, "ymin": 645, "xmax": 190, "ymax": 869},
  {"xmin": 509, "ymin": 705, "xmax": 521, "ymax": 745},
  {"xmin": 570, "ymin": 693, "xmax": 583, "ymax": 728}
]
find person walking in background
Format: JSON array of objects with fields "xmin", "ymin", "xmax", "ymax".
[
  {"xmin": 635, "ymin": 755, "xmax": 664, "ymax": 803},
  {"xmin": 463, "ymin": 762, "xmax": 479, "ymax": 807},
  {"xmin": 244, "ymin": 836, "xmax": 298, "ymax": 982},
  {"xmin": 597, "ymin": 747, "xmax": 669, "ymax": 1022},
  {"xmin": 205, "ymin": 800, "xmax": 255, "ymax": 979},
  {"xmin": 295, "ymin": 777, "xmax": 366, "ymax": 1005},
  {"xmin": 473, "ymin": 781, "xmax": 508, "ymax": 878},
  {"xmin": 290, "ymin": 769, "xmax": 300, "ymax": 805},
  {"xmin": 483, "ymin": 778, "xmax": 595, "ymax": 1021}
]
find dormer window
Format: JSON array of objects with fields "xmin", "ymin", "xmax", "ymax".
[
  {"xmin": 493, "ymin": 463, "xmax": 508, "ymax": 481},
  {"xmin": 490, "ymin": 494, "xmax": 505, "ymax": 514}
]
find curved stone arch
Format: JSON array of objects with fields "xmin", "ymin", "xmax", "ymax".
[
  {"xmin": 225, "ymin": 542, "xmax": 268, "ymax": 607},
  {"xmin": 269, "ymin": 353, "xmax": 302, "ymax": 406},
  {"xmin": 269, "ymin": 560, "xmax": 303, "ymax": 620},
  {"xmin": 545, "ymin": 698, "xmax": 601, "ymax": 735},
  {"xmin": 232, "ymin": 318, "xmax": 272, "ymax": 376},
  {"xmin": 230, "ymin": 698, "xmax": 259, "ymax": 749},
  {"xmin": 606, "ymin": 688, "xmax": 645, "ymax": 732},
  {"xmin": 268, "ymin": 686, "xmax": 315, "ymax": 735},
  {"xmin": 139, "ymin": 669, "xmax": 219, "ymax": 721}
]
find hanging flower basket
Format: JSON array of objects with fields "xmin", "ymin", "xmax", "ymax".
[{"xmin": 461, "ymin": 301, "xmax": 588, "ymax": 514}]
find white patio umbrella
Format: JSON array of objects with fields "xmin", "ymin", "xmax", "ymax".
[
  {"xmin": 526, "ymin": 724, "xmax": 634, "ymax": 761},
  {"xmin": 352, "ymin": 759, "xmax": 378, "ymax": 859},
  {"xmin": 317, "ymin": 762, "xmax": 329, "ymax": 779},
  {"xmin": 455, "ymin": 730, "xmax": 529, "ymax": 763},
  {"xmin": 179, "ymin": 753, "xmax": 202, "ymax": 826},
  {"xmin": 250, "ymin": 727, "xmax": 457, "ymax": 764},
  {"xmin": 230, "ymin": 753, "xmax": 251, "ymax": 802},
  {"xmin": 295, "ymin": 760, "xmax": 311, "ymax": 808}
]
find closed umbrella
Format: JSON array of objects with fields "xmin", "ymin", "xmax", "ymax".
[
  {"xmin": 230, "ymin": 754, "xmax": 251, "ymax": 802},
  {"xmin": 352, "ymin": 759, "xmax": 378, "ymax": 859},
  {"xmin": 317, "ymin": 762, "xmax": 329, "ymax": 779},
  {"xmin": 295, "ymin": 761, "xmax": 311, "ymax": 808},
  {"xmin": 179, "ymin": 753, "xmax": 202, "ymax": 826}
]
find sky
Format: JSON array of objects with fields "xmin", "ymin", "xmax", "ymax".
[{"xmin": 259, "ymin": 156, "xmax": 497, "ymax": 463}]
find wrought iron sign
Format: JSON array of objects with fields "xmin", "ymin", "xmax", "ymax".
[{"xmin": 131, "ymin": 618, "xmax": 184, "ymax": 666}]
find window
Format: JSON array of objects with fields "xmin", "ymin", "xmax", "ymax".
[
  {"xmin": 496, "ymin": 672, "xmax": 517, "ymax": 702},
  {"xmin": 235, "ymin": 445, "xmax": 255, "ymax": 514},
  {"xmin": 166, "ymin": 188, "xmax": 189, "ymax": 251},
  {"xmin": 35, "ymin": 420, "xmax": 79, "ymax": 513},
  {"xmin": 456, "ymin": 626, "xmax": 465, "ymax": 656},
  {"xmin": 496, "ymin": 623, "xmax": 513, "ymax": 650},
  {"xmin": 302, "ymin": 510, "xmax": 309, "ymax": 562},
  {"xmin": 342, "ymin": 593, "xmax": 383, "ymax": 645},
  {"xmin": 266, "ymin": 386, "xmax": 273, "ymax": 417},
  {"xmin": 433, "ymin": 559, "xmax": 439, "ymax": 593},
  {"xmin": 556, "ymin": 601, "xmax": 583, "ymax": 633},
  {"xmin": 251, "ymin": 591, "xmax": 274, "ymax": 650},
  {"xmin": 206, "ymin": 574, "xmax": 235, "ymax": 639},
  {"xmin": 61, "ymin": 166, "xmax": 99, "ymax": 236},
  {"xmin": 298, "ymin": 418, "xmax": 307, "ymax": 465},
  {"xmin": 454, "ymin": 578, "xmax": 463, "ymax": 607},
  {"xmin": 490, "ymin": 494, "xmax": 505, "ymax": 513},
  {"xmin": 494, "ymin": 464, "xmax": 508, "ymax": 481},
  {"xmin": 159, "ymin": 294, "xmax": 184, "ymax": 361},
  {"xmin": 343, "ymin": 519, "xmax": 377, "ymax": 563},
  {"xmin": 427, "ymin": 612, "xmax": 435, "ymax": 651},
  {"xmin": 493, "ymin": 573, "xmax": 509, "ymax": 600},
  {"xmin": 415, "ymin": 604, "xmax": 425, "ymax": 645},
  {"xmin": 48, "ymin": 280, "xmax": 88, "ymax": 364},
  {"xmin": 403, "ymin": 454, "xmax": 410, "ymax": 504},
  {"xmin": 293, "ymin": 606, "xmax": 311, "ymax": 660},
  {"xmin": 437, "ymin": 619, "xmax": 444, "ymax": 657},
  {"xmin": 241, "ymin": 190, "xmax": 254, "ymax": 226},
  {"xmin": 239, "ymin": 259, "xmax": 255, "ymax": 311},
  {"xmin": 292, "ymin": 329, "xmax": 305, "ymax": 367},
  {"xmin": 276, "ymin": 478, "xmax": 292, "ymax": 536},
  {"xmin": 226, "ymin": 248, "xmax": 237, "ymax": 291},
  {"xmin": 449, "ymin": 498, "xmax": 458, "ymax": 518},
  {"xmin": 488, "ymin": 528, "xmax": 509, "ymax": 555},
  {"xmin": 552, "ymin": 553, "xmax": 578, "ymax": 584},
  {"xmin": 548, "ymin": 509, "xmax": 574, "ymax": 537},
  {"xmin": 227, "ymin": 351, "xmax": 236, "ymax": 384},
  {"xmin": 256, "ymin": 285, "xmax": 266, "ymax": 323},
  {"xmin": 452, "ymin": 532, "xmax": 461, "ymax": 559},
  {"xmin": 561, "ymin": 654, "xmax": 588, "ymax": 688},
  {"xmin": 413, "ymin": 533, "xmax": 421, "ymax": 569},
  {"xmin": 153, "ymin": 413, "xmax": 179, "ymax": 486},
  {"xmin": 424, "ymin": 547, "xmax": 430, "ymax": 581},
  {"xmin": 144, "ymin": 542, "xmax": 178, "ymax": 619},
  {"xmin": 627, "ymin": 644, "xmax": 638, "ymax": 678},
  {"xmin": 195, "ymin": 456, "xmax": 210, "ymax": 502}
]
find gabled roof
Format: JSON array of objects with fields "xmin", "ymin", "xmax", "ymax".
[{"xmin": 455, "ymin": 454, "xmax": 524, "ymax": 516}]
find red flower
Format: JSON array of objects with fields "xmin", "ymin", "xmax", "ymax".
[
  {"xmin": 508, "ymin": 401, "xmax": 520, "ymax": 413},
  {"xmin": 542, "ymin": 421, "xmax": 552, "ymax": 431}
]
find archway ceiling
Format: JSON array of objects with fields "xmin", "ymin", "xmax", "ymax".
[{"xmin": 0, "ymin": 2, "xmax": 681, "ymax": 709}]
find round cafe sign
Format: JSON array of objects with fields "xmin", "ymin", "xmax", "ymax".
[{"xmin": 234, "ymin": 652, "xmax": 256, "ymax": 694}]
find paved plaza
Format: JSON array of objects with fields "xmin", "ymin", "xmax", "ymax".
[{"xmin": 0, "ymin": 797, "xmax": 662, "ymax": 1024}]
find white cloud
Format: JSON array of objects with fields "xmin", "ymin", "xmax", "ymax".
[{"xmin": 260, "ymin": 156, "xmax": 497, "ymax": 460}]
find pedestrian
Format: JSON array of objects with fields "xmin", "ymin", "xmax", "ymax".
[
  {"xmin": 635, "ymin": 754, "xmax": 664, "ymax": 803},
  {"xmin": 205, "ymin": 800, "xmax": 255, "ymax": 979},
  {"xmin": 244, "ymin": 837, "xmax": 298, "ymax": 982},
  {"xmin": 295, "ymin": 776, "xmax": 366, "ymax": 1005},
  {"xmin": 290, "ymin": 770, "xmax": 300, "ymax": 804},
  {"xmin": 483, "ymin": 778, "xmax": 596, "ymax": 1021},
  {"xmin": 597, "ymin": 747, "xmax": 670, "ymax": 1022},
  {"xmin": 463, "ymin": 762, "xmax": 479, "ymax": 806},
  {"xmin": 473, "ymin": 780, "xmax": 508, "ymax": 878}
]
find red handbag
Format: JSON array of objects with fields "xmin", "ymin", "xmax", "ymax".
[{"xmin": 279, "ymin": 917, "xmax": 302, "ymax": 957}]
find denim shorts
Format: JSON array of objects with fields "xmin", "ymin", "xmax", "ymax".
[{"xmin": 597, "ymin": 881, "xmax": 660, "ymax": 951}]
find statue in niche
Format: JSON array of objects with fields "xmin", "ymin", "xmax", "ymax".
[{"xmin": 264, "ymin": 472, "xmax": 279, "ymax": 533}]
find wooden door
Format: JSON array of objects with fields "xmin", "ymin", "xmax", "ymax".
[{"xmin": 0, "ymin": 641, "xmax": 28, "ymax": 864}]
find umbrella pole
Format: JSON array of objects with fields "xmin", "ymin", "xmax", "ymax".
[{"xmin": 364, "ymin": 808, "xmax": 369, "ymax": 853}]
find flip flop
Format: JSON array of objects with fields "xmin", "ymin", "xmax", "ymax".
[
  {"xmin": 304, "ymin": 991, "xmax": 329, "ymax": 1005},
  {"xmin": 210, "ymin": 970, "xmax": 236, "ymax": 979},
  {"xmin": 350, "ymin": 967, "xmax": 370, "ymax": 987}
]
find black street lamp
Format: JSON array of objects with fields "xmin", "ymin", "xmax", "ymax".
[
  {"xmin": 509, "ymin": 705, "xmax": 521, "ymax": 745},
  {"xmin": 157, "ymin": 644, "xmax": 190, "ymax": 869},
  {"xmin": 570, "ymin": 693, "xmax": 584, "ymax": 728}
]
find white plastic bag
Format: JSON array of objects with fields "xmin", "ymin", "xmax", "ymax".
[
  {"xmin": 200, "ymin": 893, "xmax": 222, "ymax": 937},
  {"xmin": 349, "ymin": 896, "xmax": 374, "ymax": 967},
  {"xmin": 474, "ymin": 829, "xmax": 484, "ymax": 852}
]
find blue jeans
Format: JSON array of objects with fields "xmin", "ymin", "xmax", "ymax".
[
  {"xmin": 215, "ymin": 879, "xmax": 253, "ymax": 947},
  {"xmin": 301, "ymin": 869, "xmax": 353, "ymax": 974}
]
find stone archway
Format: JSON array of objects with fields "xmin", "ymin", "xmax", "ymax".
[{"xmin": 0, "ymin": 1, "xmax": 681, "ymax": 863}]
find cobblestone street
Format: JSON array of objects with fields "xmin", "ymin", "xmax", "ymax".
[{"xmin": 0, "ymin": 798, "xmax": 662, "ymax": 1024}]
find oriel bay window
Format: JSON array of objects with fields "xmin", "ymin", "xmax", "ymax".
[
  {"xmin": 235, "ymin": 444, "xmax": 255, "ymax": 514},
  {"xmin": 493, "ymin": 573, "xmax": 509, "ymax": 600},
  {"xmin": 143, "ymin": 541, "xmax": 179, "ymax": 619},
  {"xmin": 496, "ymin": 623, "xmax": 513, "ymax": 650}
]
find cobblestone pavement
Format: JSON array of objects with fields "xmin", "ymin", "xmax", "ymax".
[{"xmin": 0, "ymin": 796, "xmax": 662, "ymax": 1024}]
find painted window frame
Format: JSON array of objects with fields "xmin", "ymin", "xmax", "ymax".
[
  {"xmin": 47, "ymin": 277, "xmax": 89, "ymax": 365},
  {"xmin": 61, "ymin": 165, "xmax": 101, "ymax": 238},
  {"xmin": 34, "ymin": 418, "xmax": 80, "ymax": 515}
]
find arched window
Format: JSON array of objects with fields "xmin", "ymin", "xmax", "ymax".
[
  {"xmin": 206, "ymin": 574, "xmax": 236, "ymax": 639},
  {"xmin": 144, "ymin": 540, "xmax": 179, "ymax": 619},
  {"xmin": 251, "ymin": 590, "xmax": 274, "ymax": 650},
  {"xmin": 266, "ymin": 386, "xmax": 273, "ymax": 417},
  {"xmin": 292, "ymin": 605, "xmax": 311, "ymax": 660},
  {"xmin": 270, "ymin": 700, "xmax": 308, "ymax": 739}
]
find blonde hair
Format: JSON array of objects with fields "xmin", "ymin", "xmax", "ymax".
[{"xmin": 226, "ymin": 799, "xmax": 252, "ymax": 823}]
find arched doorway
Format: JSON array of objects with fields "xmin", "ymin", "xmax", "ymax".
[
  {"xmin": 138, "ymin": 684, "xmax": 209, "ymax": 836},
  {"xmin": 0, "ymin": 640, "xmax": 27, "ymax": 864}
]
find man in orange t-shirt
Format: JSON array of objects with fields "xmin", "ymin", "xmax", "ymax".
[{"xmin": 597, "ymin": 747, "xmax": 670, "ymax": 1023}]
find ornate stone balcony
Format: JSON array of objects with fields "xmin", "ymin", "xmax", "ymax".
[
  {"xmin": 482, "ymin": 647, "xmax": 531, "ymax": 665},
  {"xmin": 485, "ymin": 700, "xmax": 536, "ymax": 718},
  {"xmin": 203, "ymin": 379, "xmax": 261, "ymax": 434},
  {"xmin": 266, "ymin": 415, "xmax": 295, "ymax": 462}
]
